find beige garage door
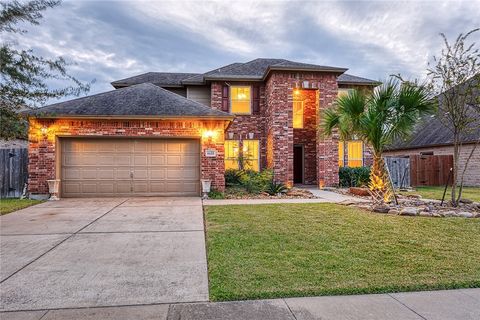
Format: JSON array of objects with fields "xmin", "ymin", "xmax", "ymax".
[{"xmin": 61, "ymin": 138, "xmax": 200, "ymax": 197}]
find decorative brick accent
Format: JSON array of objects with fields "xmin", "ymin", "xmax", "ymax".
[
  {"xmin": 210, "ymin": 72, "xmax": 340, "ymax": 187},
  {"xmin": 28, "ymin": 119, "xmax": 227, "ymax": 195}
]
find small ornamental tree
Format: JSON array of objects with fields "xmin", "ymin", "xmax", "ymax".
[
  {"xmin": 0, "ymin": 0, "xmax": 90, "ymax": 140},
  {"xmin": 427, "ymin": 29, "xmax": 480, "ymax": 206},
  {"xmin": 322, "ymin": 78, "xmax": 436, "ymax": 204}
]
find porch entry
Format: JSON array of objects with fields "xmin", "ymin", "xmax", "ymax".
[{"xmin": 293, "ymin": 145, "xmax": 304, "ymax": 184}]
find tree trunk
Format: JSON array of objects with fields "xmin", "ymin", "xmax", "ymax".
[
  {"xmin": 451, "ymin": 132, "xmax": 460, "ymax": 206},
  {"xmin": 368, "ymin": 153, "xmax": 393, "ymax": 204}
]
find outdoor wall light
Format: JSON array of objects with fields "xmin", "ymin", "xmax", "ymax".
[{"xmin": 40, "ymin": 126, "xmax": 48, "ymax": 136}]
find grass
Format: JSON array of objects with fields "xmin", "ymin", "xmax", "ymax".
[
  {"xmin": 205, "ymin": 203, "xmax": 480, "ymax": 301},
  {"xmin": 0, "ymin": 198, "xmax": 43, "ymax": 215},
  {"xmin": 401, "ymin": 186, "xmax": 480, "ymax": 202}
]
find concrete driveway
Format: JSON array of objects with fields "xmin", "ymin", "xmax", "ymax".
[{"xmin": 0, "ymin": 197, "xmax": 208, "ymax": 311}]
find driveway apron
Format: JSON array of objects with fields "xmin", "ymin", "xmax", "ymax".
[{"xmin": 0, "ymin": 197, "xmax": 208, "ymax": 311}]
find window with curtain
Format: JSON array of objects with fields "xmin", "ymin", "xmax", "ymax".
[
  {"xmin": 338, "ymin": 141, "xmax": 345, "ymax": 167},
  {"xmin": 293, "ymin": 100, "xmax": 304, "ymax": 129},
  {"xmin": 347, "ymin": 140, "xmax": 363, "ymax": 167},
  {"xmin": 224, "ymin": 140, "xmax": 240, "ymax": 170},
  {"xmin": 242, "ymin": 140, "xmax": 259, "ymax": 171},
  {"xmin": 230, "ymin": 86, "xmax": 251, "ymax": 114}
]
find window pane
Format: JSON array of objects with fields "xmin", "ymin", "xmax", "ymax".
[
  {"xmin": 347, "ymin": 140, "xmax": 363, "ymax": 167},
  {"xmin": 293, "ymin": 101, "xmax": 304, "ymax": 129},
  {"xmin": 338, "ymin": 141, "xmax": 344, "ymax": 167},
  {"xmin": 224, "ymin": 140, "xmax": 239, "ymax": 170},
  {"xmin": 338, "ymin": 88, "xmax": 352, "ymax": 98},
  {"xmin": 231, "ymin": 86, "xmax": 251, "ymax": 114},
  {"xmin": 243, "ymin": 140, "xmax": 259, "ymax": 171}
]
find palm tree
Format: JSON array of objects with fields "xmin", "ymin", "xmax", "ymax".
[{"xmin": 323, "ymin": 78, "xmax": 436, "ymax": 204}]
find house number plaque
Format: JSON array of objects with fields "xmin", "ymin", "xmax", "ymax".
[{"xmin": 205, "ymin": 149, "xmax": 217, "ymax": 157}]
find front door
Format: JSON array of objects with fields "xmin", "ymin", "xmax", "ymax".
[{"xmin": 293, "ymin": 145, "xmax": 304, "ymax": 184}]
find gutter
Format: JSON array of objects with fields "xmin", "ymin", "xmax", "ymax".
[{"xmin": 28, "ymin": 114, "xmax": 234, "ymax": 121}]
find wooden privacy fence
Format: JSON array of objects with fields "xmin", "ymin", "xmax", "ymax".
[
  {"xmin": 0, "ymin": 148, "xmax": 28, "ymax": 198},
  {"xmin": 410, "ymin": 154, "xmax": 453, "ymax": 186},
  {"xmin": 385, "ymin": 157, "xmax": 411, "ymax": 189}
]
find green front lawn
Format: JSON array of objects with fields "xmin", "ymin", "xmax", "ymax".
[
  {"xmin": 0, "ymin": 198, "xmax": 43, "ymax": 215},
  {"xmin": 205, "ymin": 203, "xmax": 480, "ymax": 301},
  {"xmin": 401, "ymin": 186, "xmax": 480, "ymax": 202}
]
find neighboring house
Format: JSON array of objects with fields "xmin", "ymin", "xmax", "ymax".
[
  {"xmin": 384, "ymin": 110, "xmax": 480, "ymax": 186},
  {"xmin": 27, "ymin": 58, "xmax": 378, "ymax": 198}
]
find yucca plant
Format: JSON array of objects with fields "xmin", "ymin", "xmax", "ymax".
[
  {"xmin": 322, "ymin": 78, "xmax": 436, "ymax": 204},
  {"xmin": 266, "ymin": 180, "xmax": 287, "ymax": 196}
]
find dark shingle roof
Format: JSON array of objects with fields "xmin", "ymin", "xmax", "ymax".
[
  {"xmin": 203, "ymin": 58, "xmax": 347, "ymax": 80},
  {"xmin": 338, "ymin": 73, "xmax": 379, "ymax": 85},
  {"xmin": 387, "ymin": 75, "xmax": 480, "ymax": 150},
  {"xmin": 28, "ymin": 83, "xmax": 232, "ymax": 118},
  {"xmin": 110, "ymin": 59, "xmax": 349, "ymax": 87},
  {"xmin": 387, "ymin": 107, "xmax": 480, "ymax": 150},
  {"xmin": 111, "ymin": 72, "xmax": 200, "ymax": 88}
]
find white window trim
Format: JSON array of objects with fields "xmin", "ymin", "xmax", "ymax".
[{"xmin": 230, "ymin": 85, "xmax": 252, "ymax": 115}]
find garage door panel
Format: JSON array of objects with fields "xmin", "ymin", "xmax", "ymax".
[
  {"xmin": 134, "ymin": 155, "xmax": 148, "ymax": 165},
  {"xmin": 62, "ymin": 138, "xmax": 200, "ymax": 197},
  {"xmin": 115, "ymin": 142, "xmax": 134, "ymax": 152},
  {"xmin": 115, "ymin": 155, "xmax": 132, "ymax": 166},
  {"xmin": 151, "ymin": 155, "xmax": 166, "ymax": 165}
]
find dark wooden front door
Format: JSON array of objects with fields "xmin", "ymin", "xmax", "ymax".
[{"xmin": 293, "ymin": 145, "xmax": 303, "ymax": 184}]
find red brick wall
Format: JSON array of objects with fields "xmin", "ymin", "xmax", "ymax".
[
  {"xmin": 265, "ymin": 71, "xmax": 339, "ymax": 187},
  {"xmin": 211, "ymin": 82, "xmax": 267, "ymax": 168},
  {"xmin": 28, "ymin": 118, "xmax": 227, "ymax": 195},
  {"xmin": 293, "ymin": 89, "xmax": 318, "ymax": 184},
  {"xmin": 211, "ymin": 72, "xmax": 340, "ymax": 187}
]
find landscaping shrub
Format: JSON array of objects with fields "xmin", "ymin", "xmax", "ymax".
[
  {"xmin": 265, "ymin": 180, "xmax": 287, "ymax": 195},
  {"xmin": 225, "ymin": 169, "xmax": 274, "ymax": 194},
  {"xmin": 239, "ymin": 169, "xmax": 273, "ymax": 194},
  {"xmin": 225, "ymin": 169, "xmax": 242, "ymax": 186},
  {"xmin": 208, "ymin": 189, "xmax": 225, "ymax": 199},
  {"xmin": 339, "ymin": 166, "xmax": 371, "ymax": 187}
]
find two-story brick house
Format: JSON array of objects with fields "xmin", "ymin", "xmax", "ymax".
[{"xmin": 28, "ymin": 59, "xmax": 377, "ymax": 198}]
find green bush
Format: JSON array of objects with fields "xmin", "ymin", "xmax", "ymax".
[
  {"xmin": 339, "ymin": 166, "xmax": 371, "ymax": 187},
  {"xmin": 208, "ymin": 189, "xmax": 225, "ymax": 199},
  {"xmin": 265, "ymin": 180, "xmax": 287, "ymax": 195},
  {"xmin": 225, "ymin": 169, "xmax": 242, "ymax": 186},
  {"xmin": 225, "ymin": 169, "xmax": 274, "ymax": 194},
  {"xmin": 239, "ymin": 169, "xmax": 273, "ymax": 194}
]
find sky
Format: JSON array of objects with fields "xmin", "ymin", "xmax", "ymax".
[{"xmin": 10, "ymin": 0, "xmax": 480, "ymax": 100}]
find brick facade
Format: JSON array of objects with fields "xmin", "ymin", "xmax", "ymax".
[
  {"xmin": 28, "ymin": 118, "xmax": 227, "ymax": 196},
  {"xmin": 211, "ymin": 71, "xmax": 340, "ymax": 187}
]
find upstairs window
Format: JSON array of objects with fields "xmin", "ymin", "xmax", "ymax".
[
  {"xmin": 293, "ymin": 100, "xmax": 304, "ymax": 129},
  {"xmin": 230, "ymin": 86, "xmax": 251, "ymax": 114}
]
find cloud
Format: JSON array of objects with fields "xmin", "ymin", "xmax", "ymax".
[{"xmin": 8, "ymin": 0, "xmax": 480, "ymax": 103}]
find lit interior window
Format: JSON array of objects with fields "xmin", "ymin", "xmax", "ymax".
[
  {"xmin": 225, "ymin": 140, "xmax": 239, "ymax": 170},
  {"xmin": 338, "ymin": 88, "xmax": 353, "ymax": 98},
  {"xmin": 347, "ymin": 140, "xmax": 363, "ymax": 167},
  {"xmin": 293, "ymin": 100, "xmax": 304, "ymax": 129},
  {"xmin": 243, "ymin": 140, "xmax": 259, "ymax": 171},
  {"xmin": 338, "ymin": 141, "xmax": 345, "ymax": 167},
  {"xmin": 230, "ymin": 86, "xmax": 251, "ymax": 114}
]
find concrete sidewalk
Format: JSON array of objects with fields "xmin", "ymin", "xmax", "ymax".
[
  {"xmin": 2, "ymin": 289, "xmax": 478, "ymax": 319},
  {"xmin": 204, "ymin": 188, "xmax": 368, "ymax": 205}
]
